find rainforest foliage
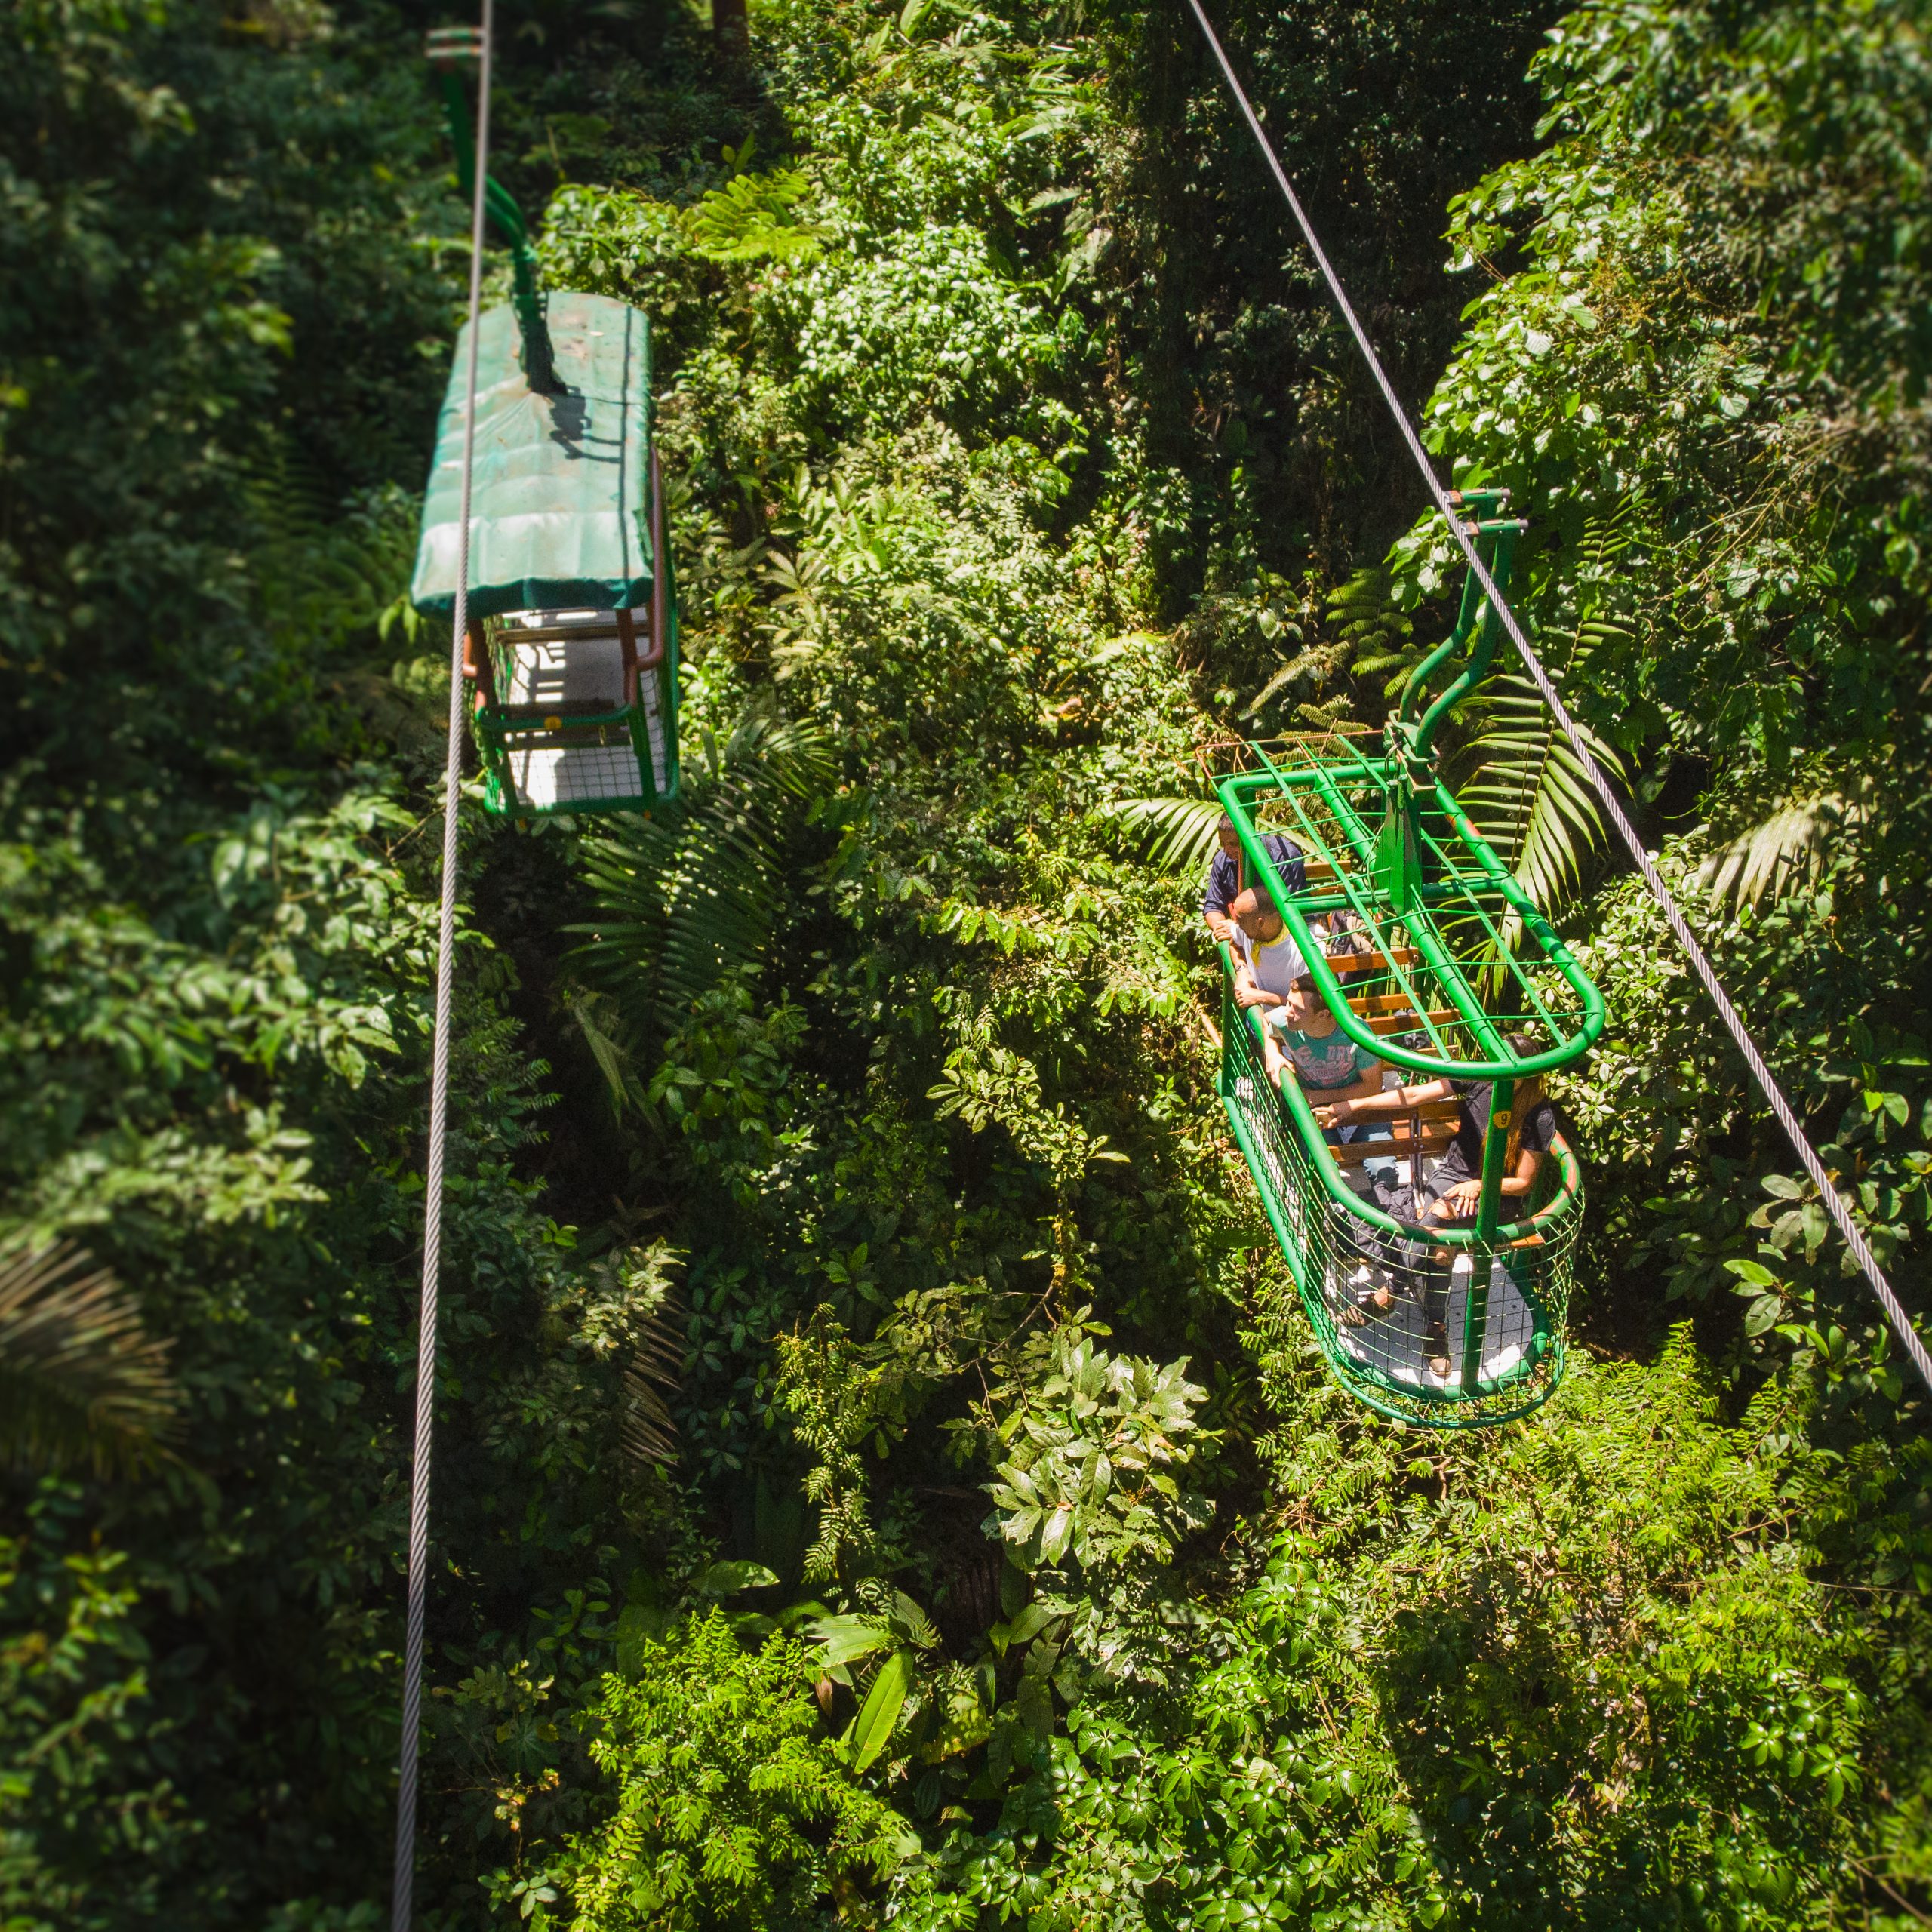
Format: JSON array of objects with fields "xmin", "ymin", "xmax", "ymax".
[{"xmin": 2, "ymin": 0, "xmax": 1929, "ymax": 1927}]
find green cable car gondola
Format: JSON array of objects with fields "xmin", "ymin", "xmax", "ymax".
[
  {"xmin": 410, "ymin": 30, "xmax": 679, "ymax": 817},
  {"xmin": 1214, "ymin": 492, "xmax": 1606, "ymax": 1427}
]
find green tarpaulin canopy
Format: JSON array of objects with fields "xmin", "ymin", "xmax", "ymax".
[{"xmin": 411, "ymin": 291, "xmax": 655, "ymax": 618}]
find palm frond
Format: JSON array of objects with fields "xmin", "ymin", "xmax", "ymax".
[
  {"xmin": 0, "ymin": 1238, "xmax": 181, "ymax": 1478},
  {"xmin": 614, "ymin": 1244, "xmax": 687, "ymax": 1471},
  {"xmin": 1454, "ymin": 671, "xmax": 1624, "ymax": 918},
  {"xmin": 1100, "ymin": 796, "xmax": 1224, "ymax": 874},
  {"xmin": 570, "ymin": 709, "xmax": 835, "ymax": 1100},
  {"xmin": 1447, "ymin": 503, "xmax": 1638, "ymax": 929},
  {"xmin": 1700, "ymin": 789, "xmax": 1863, "ymax": 912}
]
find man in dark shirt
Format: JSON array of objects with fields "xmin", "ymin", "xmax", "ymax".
[{"xmin": 1203, "ymin": 815, "xmax": 1306, "ymax": 945}]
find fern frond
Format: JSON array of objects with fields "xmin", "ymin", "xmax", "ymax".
[
  {"xmin": 685, "ymin": 168, "xmax": 828, "ymax": 264},
  {"xmin": 571, "ymin": 710, "xmax": 835, "ymax": 1082}
]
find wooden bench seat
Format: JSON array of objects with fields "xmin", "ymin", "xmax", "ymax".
[
  {"xmin": 1349, "ymin": 990, "xmax": 1436, "ymax": 1016},
  {"xmin": 1356, "ymin": 1008, "xmax": 1457, "ymax": 1038},
  {"xmin": 1327, "ymin": 1118, "xmax": 1457, "ymax": 1166},
  {"xmin": 1322, "ymin": 947, "xmax": 1419, "ymax": 974}
]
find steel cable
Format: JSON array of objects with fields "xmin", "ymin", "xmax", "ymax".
[
  {"xmin": 1182, "ymin": 0, "xmax": 1931, "ymax": 1395},
  {"xmin": 390, "ymin": 2, "xmax": 494, "ymax": 1924}
]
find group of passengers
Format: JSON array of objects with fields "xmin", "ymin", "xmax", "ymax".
[{"xmin": 1203, "ymin": 815, "xmax": 1561, "ymax": 1375}]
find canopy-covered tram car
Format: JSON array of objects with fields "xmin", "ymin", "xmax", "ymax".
[
  {"xmin": 1213, "ymin": 494, "xmax": 1607, "ymax": 1428},
  {"xmin": 411, "ymin": 29, "xmax": 678, "ymax": 818}
]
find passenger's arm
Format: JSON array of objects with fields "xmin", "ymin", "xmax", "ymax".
[
  {"xmin": 1261, "ymin": 1028, "xmax": 1288, "ymax": 1088},
  {"xmin": 1316, "ymin": 1076, "xmax": 1453, "ymax": 1126},
  {"xmin": 1231, "ymin": 964, "xmax": 1284, "ymax": 1011}
]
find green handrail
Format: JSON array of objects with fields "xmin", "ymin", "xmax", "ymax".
[
  {"xmin": 1413, "ymin": 518, "xmax": 1521, "ymax": 761},
  {"xmin": 432, "ymin": 55, "xmax": 558, "ymax": 395}
]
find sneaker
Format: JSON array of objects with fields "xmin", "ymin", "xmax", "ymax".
[{"xmin": 1424, "ymin": 1324, "xmax": 1452, "ymax": 1377}]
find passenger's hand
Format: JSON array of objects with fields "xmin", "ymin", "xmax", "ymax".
[
  {"xmin": 1429, "ymin": 1180, "xmax": 1482, "ymax": 1219},
  {"xmin": 1233, "ymin": 980, "xmax": 1271, "ymax": 1009},
  {"xmin": 1325, "ymin": 1097, "xmax": 1354, "ymax": 1125}
]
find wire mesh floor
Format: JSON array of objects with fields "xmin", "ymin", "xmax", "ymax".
[
  {"xmin": 507, "ymin": 742, "xmax": 646, "ymax": 808},
  {"xmin": 1323, "ymin": 1252, "xmax": 1537, "ymax": 1391}
]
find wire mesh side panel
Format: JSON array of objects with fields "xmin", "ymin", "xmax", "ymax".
[
  {"xmin": 1221, "ymin": 1002, "xmax": 1347, "ymax": 1361},
  {"xmin": 1221, "ymin": 1001, "xmax": 1577, "ymax": 1429},
  {"xmin": 639, "ymin": 660, "xmax": 669, "ymax": 800}
]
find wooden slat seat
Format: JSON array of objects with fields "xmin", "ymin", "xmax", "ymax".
[
  {"xmin": 1327, "ymin": 1118, "xmax": 1457, "ymax": 1166},
  {"xmin": 1322, "ymin": 947, "xmax": 1419, "ymax": 974},
  {"xmin": 1349, "ymin": 990, "xmax": 1439, "ymax": 1016},
  {"xmin": 1357, "ymin": 1008, "xmax": 1458, "ymax": 1037}
]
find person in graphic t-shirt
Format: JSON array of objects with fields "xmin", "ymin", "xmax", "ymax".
[
  {"xmin": 1229, "ymin": 886, "xmax": 1308, "ymax": 1017},
  {"xmin": 1261, "ymin": 973, "xmax": 1384, "ymax": 1107},
  {"xmin": 1317, "ymin": 1032, "xmax": 1565, "ymax": 1375},
  {"xmin": 1202, "ymin": 816, "xmax": 1306, "ymax": 946}
]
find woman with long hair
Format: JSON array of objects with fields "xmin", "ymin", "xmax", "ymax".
[{"xmin": 1316, "ymin": 1033, "xmax": 1563, "ymax": 1376}]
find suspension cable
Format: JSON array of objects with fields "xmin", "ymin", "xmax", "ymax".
[
  {"xmin": 1181, "ymin": 0, "xmax": 1932, "ymax": 1396},
  {"xmin": 390, "ymin": 2, "xmax": 494, "ymax": 1924}
]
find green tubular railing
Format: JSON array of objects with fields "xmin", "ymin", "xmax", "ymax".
[
  {"xmin": 1215, "ymin": 766, "xmax": 1606, "ymax": 1081},
  {"xmin": 429, "ymin": 35, "xmax": 557, "ymax": 395}
]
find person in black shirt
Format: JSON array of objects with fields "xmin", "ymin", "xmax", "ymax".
[
  {"xmin": 1318, "ymin": 1038, "xmax": 1560, "ymax": 1221},
  {"xmin": 1315, "ymin": 1033, "xmax": 1564, "ymax": 1376},
  {"xmin": 1202, "ymin": 816, "xmax": 1306, "ymax": 946}
]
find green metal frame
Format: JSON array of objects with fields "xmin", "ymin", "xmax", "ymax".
[
  {"xmin": 1212, "ymin": 494, "xmax": 1604, "ymax": 1426},
  {"xmin": 474, "ymin": 601, "xmax": 680, "ymax": 820},
  {"xmin": 428, "ymin": 31, "xmax": 556, "ymax": 395}
]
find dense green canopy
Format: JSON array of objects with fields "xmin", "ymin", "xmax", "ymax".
[{"xmin": 4, "ymin": 0, "xmax": 1929, "ymax": 1926}]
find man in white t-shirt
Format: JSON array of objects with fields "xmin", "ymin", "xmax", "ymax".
[{"xmin": 1229, "ymin": 886, "xmax": 1306, "ymax": 1017}]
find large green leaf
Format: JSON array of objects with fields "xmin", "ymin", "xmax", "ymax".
[
  {"xmin": 696, "ymin": 1559, "xmax": 782, "ymax": 1596},
  {"xmin": 851, "ymin": 1647, "xmax": 912, "ymax": 1771},
  {"xmin": 810, "ymin": 1614, "xmax": 896, "ymax": 1667}
]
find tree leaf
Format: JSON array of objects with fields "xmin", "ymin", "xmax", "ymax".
[
  {"xmin": 696, "ymin": 1559, "xmax": 780, "ymax": 1596},
  {"xmin": 810, "ymin": 1614, "xmax": 894, "ymax": 1666},
  {"xmin": 851, "ymin": 1647, "xmax": 912, "ymax": 1770}
]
